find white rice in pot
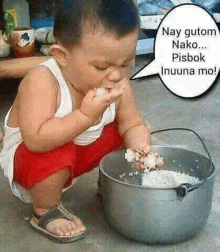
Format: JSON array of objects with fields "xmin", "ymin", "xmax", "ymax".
[
  {"xmin": 124, "ymin": 149, "xmax": 201, "ymax": 188},
  {"xmin": 141, "ymin": 170, "xmax": 201, "ymax": 188}
]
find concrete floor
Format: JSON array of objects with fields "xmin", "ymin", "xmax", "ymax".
[{"xmin": 0, "ymin": 55, "xmax": 220, "ymax": 251}]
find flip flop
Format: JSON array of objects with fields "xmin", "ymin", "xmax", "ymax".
[{"xmin": 30, "ymin": 202, "xmax": 85, "ymax": 243}]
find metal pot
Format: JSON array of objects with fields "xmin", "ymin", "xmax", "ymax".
[{"xmin": 100, "ymin": 145, "xmax": 215, "ymax": 244}]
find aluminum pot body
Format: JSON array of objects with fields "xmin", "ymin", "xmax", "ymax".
[{"xmin": 100, "ymin": 147, "xmax": 215, "ymax": 244}]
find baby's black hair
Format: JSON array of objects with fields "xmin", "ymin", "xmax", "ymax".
[{"xmin": 54, "ymin": 0, "xmax": 140, "ymax": 46}]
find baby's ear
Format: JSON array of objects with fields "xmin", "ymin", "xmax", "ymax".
[{"xmin": 49, "ymin": 44, "xmax": 69, "ymax": 67}]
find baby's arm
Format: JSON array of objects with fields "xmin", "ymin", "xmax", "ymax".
[
  {"xmin": 117, "ymin": 78, "xmax": 150, "ymax": 150},
  {"xmin": 117, "ymin": 79, "xmax": 163, "ymax": 170},
  {"xmin": 19, "ymin": 67, "xmax": 90, "ymax": 152},
  {"xmin": 18, "ymin": 66, "xmax": 123, "ymax": 152}
]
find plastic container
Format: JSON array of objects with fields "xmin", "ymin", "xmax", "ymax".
[{"xmin": 3, "ymin": 0, "xmax": 30, "ymax": 35}]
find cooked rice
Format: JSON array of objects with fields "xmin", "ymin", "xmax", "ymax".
[
  {"xmin": 141, "ymin": 170, "xmax": 201, "ymax": 188},
  {"xmin": 124, "ymin": 149, "xmax": 201, "ymax": 188}
]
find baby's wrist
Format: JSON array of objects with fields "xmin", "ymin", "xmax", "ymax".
[
  {"xmin": 137, "ymin": 144, "xmax": 152, "ymax": 153},
  {"xmin": 76, "ymin": 109, "xmax": 94, "ymax": 126},
  {"xmin": 127, "ymin": 144, "xmax": 151, "ymax": 151}
]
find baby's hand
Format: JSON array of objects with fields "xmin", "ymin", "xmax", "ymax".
[
  {"xmin": 140, "ymin": 145, "xmax": 164, "ymax": 168},
  {"xmin": 80, "ymin": 83, "xmax": 124, "ymax": 124},
  {"xmin": 125, "ymin": 146, "xmax": 164, "ymax": 173}
]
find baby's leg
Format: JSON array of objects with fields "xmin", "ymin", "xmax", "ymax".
[
  {"xmin": 30, "ymin": 168, "xmax": 86, "ymax": 236},
  {"xmin": 75, "ymin": 120, "xmax": 124, "ymax": 176},
  {"xmin": 14, "ymin": 142, "xmax": 86, "ymax": 237},
  {"xmin": 75, "ymin": 121, "xmax": 124, "ymax": 195}
]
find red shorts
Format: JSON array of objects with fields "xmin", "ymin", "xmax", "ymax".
[{"xmin": 13, "ymin": 121, "xmax": 123, "ymax": 189}]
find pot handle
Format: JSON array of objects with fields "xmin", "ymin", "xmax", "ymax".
[
  {"xmin": 175, "ymin": 183, "xmax": 201, "ymax": 200},
  {"xmin": 151, "ymin": 128, "xmax": 213, "ymax": 198}
]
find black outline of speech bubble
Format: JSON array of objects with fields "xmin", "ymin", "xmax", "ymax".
[{"xmin": 130, "ymin": 3, "xmax": 220, "ymax": 98}]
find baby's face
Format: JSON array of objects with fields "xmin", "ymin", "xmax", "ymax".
[{"xmin": 64, "ymin": 25, "xmax": 139, "ymax": 95}]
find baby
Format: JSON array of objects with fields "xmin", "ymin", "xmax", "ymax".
[{"xmin": 0, "ymin": 0, "xmax": 163, "ymax": 243}]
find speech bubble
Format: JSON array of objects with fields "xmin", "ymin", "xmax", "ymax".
[{"xmin": 131, "ymin": 4, "xmax": 220, "ymax": 98}]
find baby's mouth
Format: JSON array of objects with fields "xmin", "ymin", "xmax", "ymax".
[
  {"xmin": 102, "ymin": 85, "xmax": 114, "ymax": 90},
  {"xmin": 102, "ymin": 82, "xmax": 117, "ymax": 90},
  {"xmin": 106, "ymin": 87, "xmax": 114, "ymax": 92}
]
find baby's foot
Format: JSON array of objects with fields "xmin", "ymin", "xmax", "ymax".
[
  {"xmin": 34, "ymin": 206, "xmax": 86, "ymax": 237},
  {"xmin": 45, "ymin": 216, "xmax": 86, "ymax": 236}
]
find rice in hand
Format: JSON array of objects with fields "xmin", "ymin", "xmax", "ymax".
[{"xmin": 125, "ymin": 148, "xmax": 162, "ymax": 171}]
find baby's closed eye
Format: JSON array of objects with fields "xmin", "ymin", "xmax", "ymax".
[{"xmin": 95, "ymin": 66, "xmax": 108, "ymax": 71}]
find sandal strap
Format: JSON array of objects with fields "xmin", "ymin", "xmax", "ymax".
[{"xmin": 35, "ymin": 202, "xmax": 75, "ymax": 230}]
